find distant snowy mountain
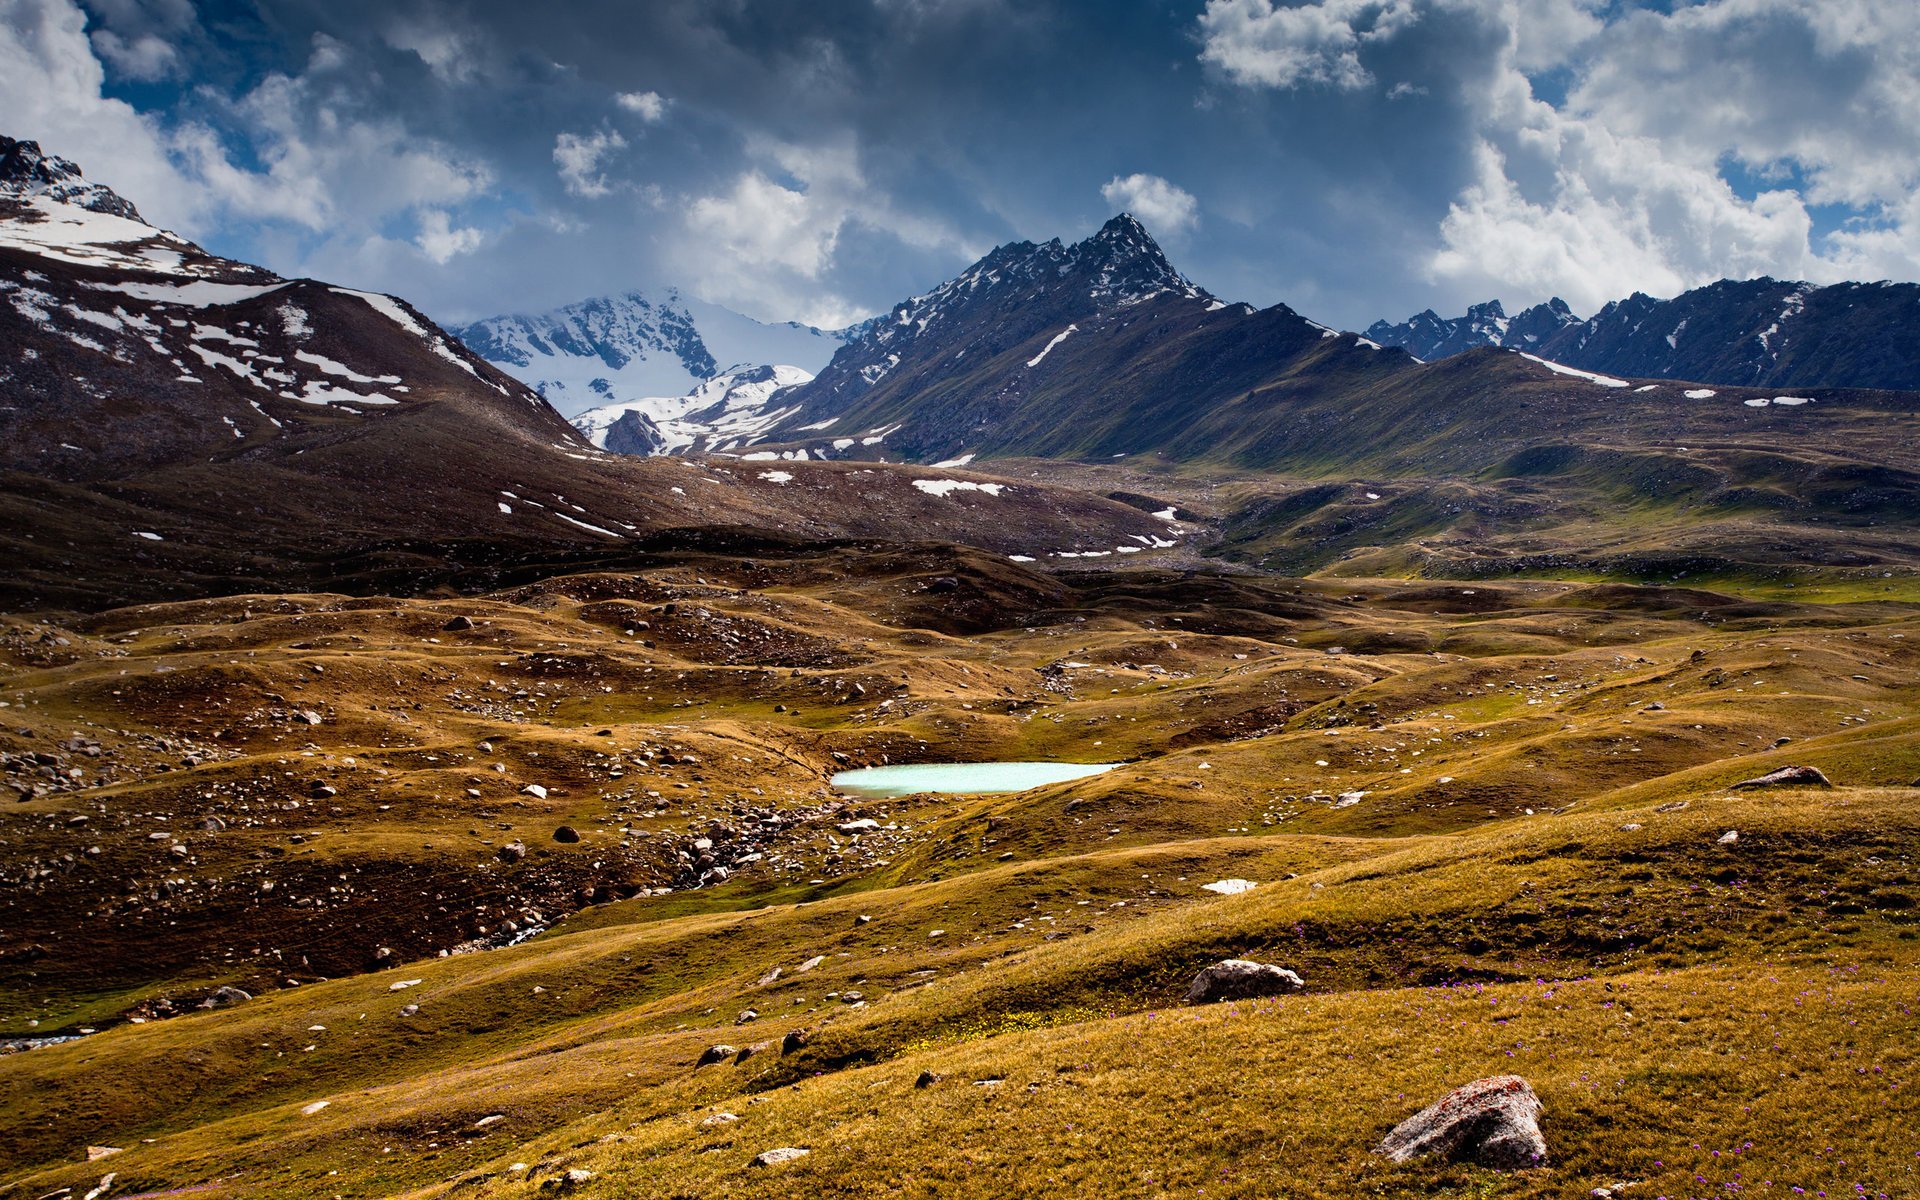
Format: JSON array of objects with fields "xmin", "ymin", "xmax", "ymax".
[
  {"xmin": 1368, "ymin": 282, "xmax": 1920, "ymax": 391},
  {"xmin": 1365, "ymin": 298, "xmax": 1578, "ymax": 361},
  {"xmin": 570, "ymin": 363, "xmax": 815, "ymax": 455},
  {"xmin": 452, "ymin": 289, "xmax": 855, "ymax": 418}
]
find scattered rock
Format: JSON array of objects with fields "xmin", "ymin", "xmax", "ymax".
[
  {"xmin": 735, "ymin": 1008, "xmax": 759, "ymax": 1025},
  {"xmin": 1717, "ymin": 830, "xmax": 1739, "ymax": 845},
  {"xmin": 86, "ymin": 1146, "xmax": 123, "ymax": 1161},
  {"xmin": 696, "ymin": 1044, "xmax": 737, "ymax": 1067},
  {"xmin": 300, "ymin": 1101, "xmax": 330, "ymax": 1116},
  {"xmin": 499, "ymin": 840, "xmax": 527, "ymax": 862},
  {"xmin": 701, "ymin": 1112, "xmax": 738, "ymax": 1127},
  {"xmin": 781, "ymin": 1028, "xmax": 811, "ymax": 1054},
  {"xmin": 1373, "ymin": 1075, "xmax": 1547, "ymax": 1169},
  {"xmin": 398, "ymin": 1004, "xmax": 419, "ymax": 1017},
  {"xmin": 552, "ymin": 826, "xmax": 580, "ymax": 843},
  {"xmin": 836, "ymin": 818, "xmax": 881, "ymax": 835},
  {"xmin": 1654, "ymin": 800, "xmax": 1689, "ymax": 813},
  {"xmin": 914, "ymin": 1070, "xmax": 943, "ymax": 1088},
  {"xmin": 199, "ymin": 985, "xmax": 251, "ymax": 1009},
  {"xmin": 751, "ymin": 1148, "xmax": 809, "ymax": 1168},
  {"xmin": 1185, "ymin": 959, "xmax": 1305, "ymax": 1004},
  {"xmin": 1731, "ymin": 765, "xmax": 1832, "ymax": 790},
  {"xmin": 523, "ymin": 784, "xmax": 549, "ymax": 799}
]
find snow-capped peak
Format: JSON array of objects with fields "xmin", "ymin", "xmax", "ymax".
[
  {"xmin": 0, "ymin": 134, "xmax": 273, "ymax": 282},
  {"xmin": 570, "ymin": 362, "xmax": 815, "ymax": 455}
]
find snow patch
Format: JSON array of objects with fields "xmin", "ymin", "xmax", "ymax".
[
  {"xmin": 1518, "ymin": 352, "xmax": 1630, "ymax": 388},
  {"xmin": 1026, "ymin": 324, "xmax": 1077, "ymax": 368},
  {"xmin": 912, "ymin": 479, "xmax": 1006, "ymax": 498}
]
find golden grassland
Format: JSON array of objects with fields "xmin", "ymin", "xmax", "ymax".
[{"xmin": 1, "ymin": 548, "xmax": 1917, "ymax": 1198}]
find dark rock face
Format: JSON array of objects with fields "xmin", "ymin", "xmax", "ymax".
[
  {"xmin": 601, "ymin": 409, "xmax": 667, "ymax": 455},
  {"xmin": 1369, "ymin": 278, "xmax": 1920, "ymax": 391},
  {"xmin": 1374, "ymin": 1075, "xmax": 1548, "ymax": 1169},
  {"xmin": 1184, "ymin": 958, "xmax": 1305, "ymax": 1004},
  {"xmin": 1731, "ymin": 764, "xmax": 1834, "ymax": 789}
]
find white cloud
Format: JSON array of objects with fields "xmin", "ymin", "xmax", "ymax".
[
  {"xmin": 1100, "ymin": 173, "xmax": 1199, "ymax": 235},
  {"xmin": 383, "ymin": 19, "xmax": 481, "ymax": 84},
  {"xmin": 553, "ymin": 128, "xmax": 626, "ymax": 198},
  {"xmin": 678, "ymin": 138, "xmax": 973, "ymax": 327},
  {"xmin": 415, "ymin": 208, "xmax": 484, "ymax": 263},
  {"xmin": 615, "ymin": 90, "xmax": 667, "ymax": 121},
  {"xmin": 1196, "ymin": 0, "xmax": 1418, "ymax": 90},
  {"xmin": 88, "ymin": 27, "xmax": 176, "ymax": 79},
  {"xmin": 0, "ymin": 0, "xmax": 204, "ymax": 226},
  {"xmin": 1198, "ymin": 0, "xmax": 1920, "ymax": 308}
]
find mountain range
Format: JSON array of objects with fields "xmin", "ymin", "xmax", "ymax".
[
  {"xmin": 1367, "ymin": 279, "xmax": 1920, "ymax": 391},
  {"xmin": 0, "ymin": 135, "xmax": 1181, "ymax": 610}
]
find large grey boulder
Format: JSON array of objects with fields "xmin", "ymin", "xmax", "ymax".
[
  {"xmin": 751, "ymin": 1147, "xmax": 809, "ymax": 1167},
  {"xmin": 1731, "ymin": 764, "xmax": 1831, "ymax": 789},
  {"xmin": 1374, "ymin": 1075, "xmax": 1547, "ymax": 1169},
  {"xmin": 1184, "ymin": 958, "xmax": 1304, "ymax": 1004}
]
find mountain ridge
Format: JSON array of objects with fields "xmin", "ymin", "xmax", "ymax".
[{"xmin": 1368, "ymin": 278, "xmax": 1920, "ymax": 390}]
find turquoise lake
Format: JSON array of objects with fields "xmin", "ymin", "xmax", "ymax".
[{"xmin": 830, "ymin": 761, "xmax": 1119, "ymax": 798}]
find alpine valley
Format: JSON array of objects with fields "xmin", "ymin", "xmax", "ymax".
[{"xmin": 3, "ymin": 127, "xmax": 1920, "ymax": 1200}]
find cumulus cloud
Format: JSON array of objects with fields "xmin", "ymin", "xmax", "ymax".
[
  {"xmin": 1199, "ymin": 0, "xmax": 1920, "ymax": 311},
  {"xmin": 678, "ymin": 138, "xmax": 972, "ymax": 327},
  {"xmin": 415, "ymin": 208, "xmax": 485, "ymax": 263},
  {"xmin": 0, "ymin": 0, "xmax": 206, "ymax": 226},
  {"xmin": 1196, "ymin": 0, "xmax": 1418, "ymax": 90},
  {"xmin": 552, "ymin": 128, "xmax": 627, "ymax": 198},
  {"xmin": 615, "ymin": 90, "xmax": 666, "ymax": 121},
  {"xmin": 1100, "ymin": 173, "xmax": 1199, "ymax": 236}
]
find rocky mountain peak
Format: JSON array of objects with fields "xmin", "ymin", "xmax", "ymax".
[{"xmin": 0, "ymin": 134, "xmax": 144, "ymax": 222}]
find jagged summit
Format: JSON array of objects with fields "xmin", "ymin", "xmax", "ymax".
[
  {"xmin": 765, "ymin": 213, "xmax": 1216, "ymax": 429},
  {"xmin": 0, "ymin": 135, "xmax": 143, "ymax": 221},
  {"xmin": 1370, "ymin": 278, "xmax": 1920, "ymax": 390}
]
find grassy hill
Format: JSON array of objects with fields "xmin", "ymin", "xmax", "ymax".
[{"xmin": 3, "ymin": 545, "xmax": 1917, "ymax": 1198}]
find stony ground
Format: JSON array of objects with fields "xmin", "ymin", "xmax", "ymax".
[{"xmin": 2, "ymin": 545, "xmax": 1917, "ymax": 1199}]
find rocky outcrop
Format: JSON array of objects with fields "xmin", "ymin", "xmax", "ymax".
[
  {"xmin": 1184, "ymin": 958, "xmax": 1304, "ymax": 1004},
  {"xmin": 1374, "ymin": 1075, "xmax": 1547, "ymax": 1169},
  {"xmin": 1731, "ymin": 765, "xmax": 1832, "ymax": 789}
]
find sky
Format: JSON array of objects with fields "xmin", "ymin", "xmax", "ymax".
[{"xmin": 5, "ymin": 0, "xmax": 1919, "ymax": 333}]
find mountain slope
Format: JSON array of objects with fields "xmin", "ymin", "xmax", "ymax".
[
  {"xmin": 758, "ymin": 218, "xmax": 1920, "ymax": 481},
  {"xmin": 452, "ymin": 289, "xmax": 853, "ymax": 417},
  {"xmin": 1368, "ymin": 279, "xmax": 1920, "ymax": 391},
  {"xmin": 0, "ymin": 137, "xmax": 1190, "ymax": 610}
]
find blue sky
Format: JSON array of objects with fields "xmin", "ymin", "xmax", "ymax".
[{"xmin": 6, "ymin": 0, "xmax": 1918, "ymax": 331}]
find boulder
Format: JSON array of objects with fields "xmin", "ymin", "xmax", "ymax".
[
  {"xmin": 695, "ymin": 1044, "xmax": 737, "ymax": 1067},
  {"xmin": 552, "ymin": 826, "xmax": 580, "ymax": 844},
  {"xmin": 199, "ymin": 985, "xmax": 252, "ymax": 1009},
  {"xmin": 1731, "ymin": 765, "xmax": 1831, "ymax": 789},
  {"xmin": 442, "ymin": 615, "xmax": 474, "ymax": 631},
  {"xmin": 751, "ymin": 1147, "xmax": 809, "ymax": 1168},
  {"xmin": 781, "ymin": 1027, "xmax": 811, "ymax": 1054},
  {"xmin": 1373, "ymin": 1075, "xmax": 1547, "ymax": 1169},
  {"xmin": 499, "ymin": 840, "xmax": 527, "ymax": 862},
  {"xmin": 1184, "ymin": 959, "xmax": 1304, "ymax": 1004}
]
